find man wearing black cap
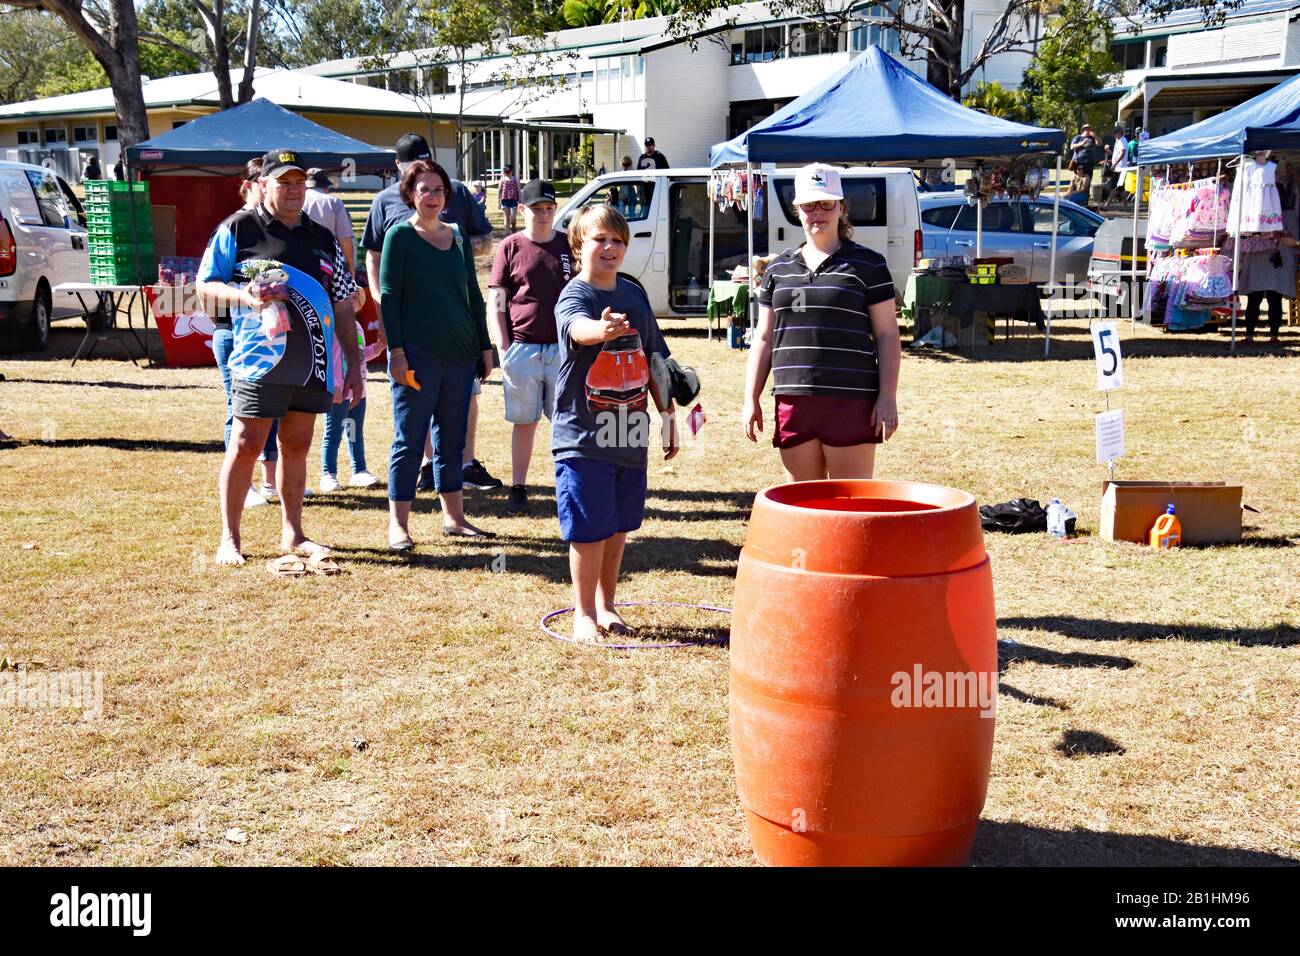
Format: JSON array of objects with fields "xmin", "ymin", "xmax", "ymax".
[
  {"xmin": 197, "ymin": 148, "xmax": 363, "ymax": 569},
  {"xmin": 636, "ymin": 137, "xmax": 669, "ymax": 170},
  {"xmin": 362, "ymin": 132, "xmax": 502, "ymax": 493},
  {"xmin": 488, "ymin": 179, "xmax": 573, "ymax": 515}
]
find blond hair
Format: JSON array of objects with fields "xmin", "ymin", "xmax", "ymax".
[{"xmin": 568, "ymin": 204, "xmax": 631, "ymax": 258}]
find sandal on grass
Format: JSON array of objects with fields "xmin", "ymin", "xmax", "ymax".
[
  {"xmin": 267, "ymin": 554, "xmax": 308, "ymax": 577},
  {"xmin": 305, "ymin": 552, "xmax": 341, "ymax": 576}
]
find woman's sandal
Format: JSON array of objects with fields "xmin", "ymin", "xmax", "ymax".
[
  {"xmin": 305, "ymin": 552, "xmax": 341, "ymax": 576},
  {"xmin": 267, "ymin": 554, "xmax": 308, "ymax": 577},
  {"xmin": 441, "ymin": 526, "xmax": 495, "ymax": 539}
]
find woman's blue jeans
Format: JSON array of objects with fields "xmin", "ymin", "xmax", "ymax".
[
  {"xmin": 322, "ymin": 397, "xmax": 368, "ymax": 477},
  {"xmin": 388, "ymin": 346, "xmax": 475, "ymax": 502},
  {"xmin": 212, "ymin": 326, "xmax": 279, "ymax": 462}
]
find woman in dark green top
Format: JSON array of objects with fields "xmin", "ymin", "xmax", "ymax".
[{"xmin": 382, "ymin": 159, "xmax": 494, "ymax": 548}]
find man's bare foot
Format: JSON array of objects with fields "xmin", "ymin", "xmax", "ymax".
[
  {"xmin": 284, "ymin": 536, "xmax": 331, "ymax": 557},
  {"xmin": 215, "ymin": 539, "xmax": 245, "ymax": 566},
  {"xmin": 572, "ymin": 614, "xmax": 602, "ymax": 644},
  {"xmin": 597, "ymin": 606, "xmax": 634, "ymax": 636}
]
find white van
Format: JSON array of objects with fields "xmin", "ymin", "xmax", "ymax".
[
  {"xmin": 0, "ymin": 160, "xmax": 99, "ymax": 352},
  {"xmin": 556, "ymin": 166, "xmax": 921, "ymax": 319}
]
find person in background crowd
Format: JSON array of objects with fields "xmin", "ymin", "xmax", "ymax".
[
  {"xmin": 305, "ymin": 168, "xmax": 379, "ymax": 492},
  {"xmin": 361, "ymin": 132, "xmax": 502, "ymax": 495},
  {"xmin": 499, "ymin": 164, "xmax": 521, "ymax": 233},
  {"xmin": 198, "ymin": 148, "xmax": 364, "ymax": 570},
  {"xmin": 489, "ymin": 179, "xmax": 573, "ymax": 516},
  {"xmin": 636, "ymin": 137, "xmax": 669, "ymax": 170},
  {"xmin": 1070, "ymin": 123, "xmax": 1098, "ymax": 198},
  {"xmin": 381, "ymin": 159, "xmax": 495, "ymax": 549},
  {"xmin": 620, "ymin": 156, "xmax": 633, "ymax": 172},
  {"xmin": 212, "ymin": 157, "xmax": 280, "ymax": 509},
  {"xmin": 742, "ymin": 164, "xmax": 901, "ymax": 482},
  {"xmin": 1105, "ymin": 125, "xmax": 1129, "ymax": 203},
  {"xmin": 551, "ymin": 204, "xmax": 678, "ymax": 643},
  {"xmin": 83, "ymin": 155, "xmax": 102, "ymax": 181},
  {"xmin": 112, "ymin": 158, "xmax": 124, "ymax": 181},
  {"xmin": 470, "ymin": 180, "xmax": 488, "ymax": 217},
  {"xmin": 1066, "ymin": 170, "xmax": 1092, "ymax": 207}
]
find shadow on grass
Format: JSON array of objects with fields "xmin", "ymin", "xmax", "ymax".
[
  {"xmin": 1000, "ymin": 615, "xmax": 1298, "ymax": 647},
  {"xmin": 2, "ymin": 436, "xmax": 225, "ymax": 454},
  {"xmin": 970, "ymin": 820, "xmax": 1297, "ymax": 866},
  {"xmin": 0, "ymin": 376, "xmax": 218, "ymax": 392},
  {"xmin": 995, "ymin": 640, "xmax": 1135, "ymax": 712},
  {"xmin": 328, "ymin": 533, "xmax": 740, "ymax": 581},
  {"xmin": 1055, "ymin": 728, "xmax": 1125, "ymax": 758}
]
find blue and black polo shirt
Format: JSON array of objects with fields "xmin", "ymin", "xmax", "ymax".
[
  {"xmin": 757, "ymin": 241, "xmax": 896, "ymax": 398},
  {"xmin": 198, "ymin": 205, "xmax": 356, "ymax": 393}
]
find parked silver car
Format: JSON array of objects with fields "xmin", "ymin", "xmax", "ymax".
[{"xmin": 919, "ymin": 193, "xmax": 1104, "ymax": 286}]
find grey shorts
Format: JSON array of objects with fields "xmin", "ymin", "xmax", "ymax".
[
  {"xmin": 500, "ymin": 341, "xmax": 559, "ymax": 424},
  {"xmin": 231, "ymin": 377, "xmax": 332, "ymax": 419}
]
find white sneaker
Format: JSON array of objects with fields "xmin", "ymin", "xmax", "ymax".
[
  {"xmin": 320, "ymin": 475, "xmax": 342, "ymax": 493},
  {"xmin": 244, "ymin": 486, "xmax": 268, "ymax": 508},
  {"xmin": 349, "ymin": 471, "xmax": 380, "ymax": 488},
  {"xmin": 260, "ymin": 483, "xmax": 278, "ymax": 501}
]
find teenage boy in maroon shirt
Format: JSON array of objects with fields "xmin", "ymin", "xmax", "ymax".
[{"xmin": 488, "ymin": 179, "xmax": 574, "ymax": 515}]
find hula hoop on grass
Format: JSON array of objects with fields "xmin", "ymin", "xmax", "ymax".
[{"xmin": 540, "ymin": 601, "xmax": 731, "ymax": 650}]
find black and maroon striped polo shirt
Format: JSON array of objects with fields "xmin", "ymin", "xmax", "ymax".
[{"xmin": 757, "ymin": 241, "xmax": 896, "ymax": 397}]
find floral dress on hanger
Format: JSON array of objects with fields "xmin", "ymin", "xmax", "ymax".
[{"xmin": 1228, "ymin": 158, "xmax": 1284, "ymax": 234}]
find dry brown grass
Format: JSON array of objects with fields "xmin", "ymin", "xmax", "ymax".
[{"xmin": 0, "ymin": 297, "xmax": 1297, "ymax": 866}]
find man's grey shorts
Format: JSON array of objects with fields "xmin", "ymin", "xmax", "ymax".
[
  {"xmin": 500, "ymin": 341, "xmax": 560, "ymax": 424},
  {"xmin": 231, "ymin": 377, "xmax": 332, "ymax": 419}
]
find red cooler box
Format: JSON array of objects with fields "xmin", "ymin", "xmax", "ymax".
[{"xmin": 145, "ymin": 282, "xmax": 217, "ymax": 368}]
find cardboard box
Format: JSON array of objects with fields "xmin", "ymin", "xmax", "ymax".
[
  {"xmin": 151, "ymin": 205, "xmax": 177, "ymax": 260},
  {"xmin": 1100, "ymin": 481, "xmax": 1244, "ymax": 545}
]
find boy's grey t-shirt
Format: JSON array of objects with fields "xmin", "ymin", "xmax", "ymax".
[{"xmin": 552, "ymin": 277, "xmax": 670, "ymax": 469}]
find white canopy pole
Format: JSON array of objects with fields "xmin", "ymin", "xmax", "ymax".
[
  {"xmin": 1230, "ymin": 152, "xmax": 1244, "ymax": 353},
  {"xmin": 708, "ymin": 172, "xmax": 716, "ymax": 342},
  {"xmin": 1131, "ymin": 164, "xmax": 1141, "ymax": 330},
  {"xmin": 746, "ymin": 161, "xmax": 755, "ymax": 333},
  {"xmin": 975, "ymin": 186, "xmax": 984, "ymax": 261},
  {"xmin": 1045, "ymin": 155, "xmax": 1062, "ymax": 357}
]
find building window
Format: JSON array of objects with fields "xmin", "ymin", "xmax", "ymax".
[
  {"xmin": 43, "ymin": 128, "xmax": 67, "ymax": 144},
  {"xmin": 790, "ymin": 23, "xmax": 841, "ymax": 57},
  {"xmin": 740, "ymin": 27, "xmax": 786, "ymax": 64},
  {"xmin": 16, "ymin": 129, "xmax": 38, "ymax": 145},
  {"xmin": 850, "ymin": 20, "xmax": 900, "ymax": 54},
  {"xmin": 1110, "ymin": 42, "xmax": 1146, "ymax": 70},
  {"xmin": 172, "ymin": 120, "xmax": 187, "ymax": 130},
  {"xmin": 104, "ymin": 124, "xmax": 118, "ymax": 141},
  {"xmin": 73, "ymin": 125, "xmax": 97, "ymax": 142},
  {"xmin": 1151, "ymin": 40, "xmax": 1168, "ymax": 68}
]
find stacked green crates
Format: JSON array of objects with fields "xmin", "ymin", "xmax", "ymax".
[{"xmin": 83, "ymin": 180, "xmax": 154, "ymax": 285}]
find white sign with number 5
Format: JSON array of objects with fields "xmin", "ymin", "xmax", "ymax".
[{"xmin": 1091, "ymin": 321, "xmax": 1123, "ymax": 390}]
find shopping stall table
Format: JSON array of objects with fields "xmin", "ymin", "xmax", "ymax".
[
  {"xmin": 947, "ymin": 281, "xmax": 1046, "ymax": 347},
  {"xmin": 707, "ymin": 279, "xmax": 750, "ymax": 340},
  {"xmin": 54, "ymin": 282, "xmax": 153, "ymax": 367},
  {"xmin": 902, "ymin": 272, "xmax": 957, "ymax": 337}
]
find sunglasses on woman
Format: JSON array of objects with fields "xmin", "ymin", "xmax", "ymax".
[{"xmin": 797, "ymin": 200, "xmax": 839, "ymax": 212}]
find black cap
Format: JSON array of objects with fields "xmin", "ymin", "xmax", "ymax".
[
  {"xmin": 396, "ymin": 133, "xmax": 432, "ymax": 163},
  {"xmin": 645, "ymin": 137, "xmax": 655, "ymax": 146},
  {"xmin": 260, "ymin": 148, "xmax": 307, "ymax": 178},
  {"xmin": 305, "ymin": 168, "xmax": 333, "ymax": 190},
  {"xmin": 520, "ymin": 179, "xmax": 557, "ymax": 206}
]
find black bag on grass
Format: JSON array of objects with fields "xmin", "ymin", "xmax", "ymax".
[{"xmin": 980, "ymin": 498, "xmax": 1071, "ymax": 534}]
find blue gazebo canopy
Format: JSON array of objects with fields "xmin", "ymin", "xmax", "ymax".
[
  {"xmin": 1137, "ymin": 71, "xmax": 1300, "ymax": 165},
  {"xmin": 125, "ymin": 99, "xmax": 395, "ymax": 170},
  {"xmin": 710, "ymin": 46, "xmax": 1064, "ymax": 167}
]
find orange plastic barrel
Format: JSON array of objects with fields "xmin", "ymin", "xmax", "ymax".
[{"xmin": 730, "ymin": 480, "xmax": 997, "ymax": 866}]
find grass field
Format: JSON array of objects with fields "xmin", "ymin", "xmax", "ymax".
[{"xmin": 0, "ymin": 287, "xmax": 1297, "ymax": 865}]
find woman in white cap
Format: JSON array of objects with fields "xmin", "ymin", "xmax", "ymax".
[{"xmin": 742, "ymin": 163, "xmax": 901, "ymax": 480}]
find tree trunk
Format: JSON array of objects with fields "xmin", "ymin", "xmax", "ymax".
[
  {"xmin": 211, "ymin": 1, "xmax": 234, "ymax": 111},
  {"xmin": 237, "ymin": 0, "xmax": 261, "ymax": 104},
  {"xmin": 105, "ymin": 0, "xmax": 151, "ymax": 147}
]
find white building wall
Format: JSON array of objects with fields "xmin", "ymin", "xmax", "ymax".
[
  {"xmin": 1168, "ymin": 19, "xmax": 1285, "ymax": 68},
  {"xmin": 1285, "ymin": 16, "xmax": 1300, "ymax": 63},
  {"xmin": 641, "ymin": 42, "xmax": 732, "ymax": 167},
  {"xmin": 728, "ymin": 51, "xmax": 855, "ymax": 102}
]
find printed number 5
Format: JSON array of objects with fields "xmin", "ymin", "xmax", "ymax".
[{"xmin": 1098, "ymin": 328, "xmax": 1118, "ymax": 376}]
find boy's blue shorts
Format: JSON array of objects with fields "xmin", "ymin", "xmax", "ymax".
[{"xmin": 555, "ymin": 458, "xmax": 648, "ymax": 543}]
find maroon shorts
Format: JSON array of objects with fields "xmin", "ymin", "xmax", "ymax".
[{"xmin": 774, "ymin": 394, "xmax": 881, "ymax": 448}]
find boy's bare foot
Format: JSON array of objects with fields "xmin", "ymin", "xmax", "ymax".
[
  {"xmin": 597, "ymin": 607, "xmax": 634, "ymax": 636},
  {"xmin": 572, "ymin": 615, "xmax": 602, "ymax": 644},
  {"xmin": 215, "ymin": 538, "xmax": 245, "ymax": 566},
  {"xmin": 284, "ymin": 536, "xmax": 331, "ymax": 557}
]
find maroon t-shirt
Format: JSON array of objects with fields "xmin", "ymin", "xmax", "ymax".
[{"xmin": 489, "ymin": 231, "xmax": 574, "ymax": 344}]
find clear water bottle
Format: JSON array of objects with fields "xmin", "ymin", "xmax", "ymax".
[{"xmin": 1046, "ymin": 498, "xmax": 1068, "ymax": 538}]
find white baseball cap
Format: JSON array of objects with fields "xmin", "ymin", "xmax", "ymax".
[{"xmin": 793, "ymin": 163, "xmax": 843, "ymax": 204}]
